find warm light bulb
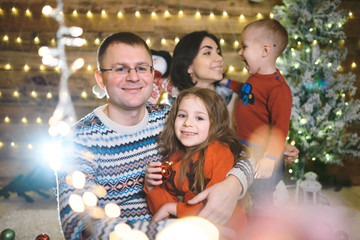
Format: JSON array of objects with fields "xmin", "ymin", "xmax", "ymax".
[
  {"xmin": 117, "ymin": 11, "xmax": 123, "ymax": 17},
  {"xmin": 47, "ymin": 92, "xmax": 53, "ymax": 98},
  {"xmin": 16, "ymin": 37, "xmax": 22, "ymax": 43},
  {"xmin": 220, "ymin": 39, "xmax": 225, "ymax": 45},
  {"xmin": 178, "ymin": 10, "xmax": 183, "ymax": 16},
  {"xmin": 256, "ymin": 13, "xmax": 262, "ymax": 18},
  {"xmin": 0, "ymin": 142, "xmax": 3, "ymax": 148},
  {"xmin": 151, "ymin": 11, "xmax": 156, "ymax": 17},
  {"xmin": 21, "ymin": 117, "xmax": 28, "ymax": 124},
  {"xmin": 94, "ymin": 38, "xmax": 100, "ymax": 45},
  {"xmin": 135, "ymin": 10, "xmax": 140, "ymax": 17},
  {"xmin": 87, "ymin": 10, "xmax": 92, "ymax": 17},
  {"xmin": 234, "ymin": 40, "xmax": 239, "ymax": 47},
  {"xmin": 81, "ymin": 91, "xmax": 87, "ymax": 98},
  {"xmin": 349, "ymin": 11, "xmax": 353, "ymax": 18},
  {"xmin": 164, "ymin": 10, "xmax": 170, "ymax": 17},
  {"xmin": 243, "ymin": 67, "xmax": 247, "ymax": 73},
  {"xmin": 13, "ymin": 90, "xmax": 19, "ymax": 97},
  {"xmin": 101, "ymin": 9, "xmax": 106, "ymax": 16},
  {"xmin": 175, "ymin": 37, "xmax": 179, "ymax": 43},
  {"xmin": 161, "ymin": 38, "xmax": 166, "ymax": 44},
  {"xmin": 351, "ymin": 62, "xmax": 357, "ymax": 68},
  {"xmin": 4, "ymin": 116, "xmax": 10, "ymax": 123},
  {"xmin": 36, "ymin": 117, "xmax": 42, "ymax": 124},
  {"xmin": 72, "ymin": 9, "xmax": 78, "ymax": 16},
  {"xmin": 5, "ymin": 63, "xmax": 11, "ymax": 70},
  {"xmin": 269, "ymin": 12, "xmax": 274, "ymax": 19},
  {"xmin": 28, "ymin": 144, "xmax": 33, "ymax": 150},
  {"xmin": 31, "ymin": 90, "xmax": 37, "ymax": 97},
  {"xmin": 40, "ymin": 64, "xmax": 45, "ymax": 71},
  {"xmin": 195, "ymin": 11, "xmax": 201, "ymax": 17},
  {"xmin": 223, "ymin": 10, "xmax": 228, "ymax": 16},
  {"xmin": 146, "ymin": 38, "xmax": 151, "ymax": 45},
  {"xmin": 34, "ymin": 36, "xmax": 40, "ymax": 44},
  {"xmin": 3, "ymin": 35, "xmax": 9, "ymax": 42},
  {"xmin": 228, "ymin": 65, "xmax": 234, "ymax": 72},
  {"xmin": 11, "ymin": 142, "xmax": 15, "ymax": 147},
  {"xmin": 25, "ymin": 9, "xmax": 32, "ymax": 16},
  {"xmin": 239, "ymin": 14, "xmax": 244, "ymax": 20},
  {"xmin": 87, "ymin": 65, "xmax": 92, "ymax": 71},
  {"xmin": 210, "ymin": 12, "xmax": 214, "ymax": 18},
  {"xmin": 11, "ymin": 7, "xmax": 18, "ymax": 15}
]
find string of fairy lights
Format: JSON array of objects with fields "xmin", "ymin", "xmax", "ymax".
[{"xmin": 0, "ymin": 4, "xmax": 358, "ymax": 159}]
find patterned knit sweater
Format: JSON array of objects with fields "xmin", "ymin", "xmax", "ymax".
[{"xmin": 57, "ymin": 104, "xmax": 254, "ymax": 240}]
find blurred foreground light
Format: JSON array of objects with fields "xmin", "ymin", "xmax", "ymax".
[
  {"xmin": 105, "ymin": 203, "xmax": 121, "ymax": 218},
  {"xmin": 157, "ymin": 216, "xmax": 219, "ymax": 240},
  {"xmin": 42, "ymin": 5, "xmax": 53, "ymax": 16},
  {"xmin": 72, "ymin": 170, "xmax": 86, "ymax": 189},
  {"xmin": 43, "ymin": 142, "xmax": 63, "ymax": 171},
  {"xmin": 83, "ymin": 191, "xmax": 98, "ymax": 207},
  {"xmin": 69, "ymin": 194, "xmax": 85, "ymax": 212}
]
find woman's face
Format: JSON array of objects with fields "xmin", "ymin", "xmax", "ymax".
[{"xmin": 187, "ymin": 37, "xmax": 223, "ymax": 89}]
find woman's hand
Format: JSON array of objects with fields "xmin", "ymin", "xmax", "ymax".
[{"xmin": 144, "ymin": 161, "xmax": 163, "ymax": 191}]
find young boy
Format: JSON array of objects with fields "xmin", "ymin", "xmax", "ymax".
[{"xmin": 226, "ymin": 19, "xmax": 292, "ymax": 212}]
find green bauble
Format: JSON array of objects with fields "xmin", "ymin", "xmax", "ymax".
[{"xmin": 0, "ymin": 229, "xmax": 15, "ymax": 240}]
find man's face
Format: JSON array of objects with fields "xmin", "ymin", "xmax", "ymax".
[{"xmin": 97, "ymin": 43, "xmax": 154, "ymax": 111}]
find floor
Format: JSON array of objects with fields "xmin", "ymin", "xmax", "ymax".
[{"xmin": 0, "ymin": 185, "xmax": 359, "ymax": 240}]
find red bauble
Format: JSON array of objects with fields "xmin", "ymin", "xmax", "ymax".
[
  {"xmin": 160, "ymin": 161, "xmax": 173, "ymax": 181},
  {"xmin": 35, "ymin": 234, "xmax": 50, "ymax": 240}
]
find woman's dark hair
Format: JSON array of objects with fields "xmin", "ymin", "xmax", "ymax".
[
  {"xmin": 170, "ymin": 31, "xmax": 222, "ymax": 91},
  {"xmin": 157, "ymin": 87, "xmax": 247, "ymax": 193}
]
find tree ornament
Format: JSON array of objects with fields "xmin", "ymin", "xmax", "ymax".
[
  {"xmin": 0, "ymin": 229, "xmax": 15, "ymax": 240},
  {"xmin": 160, "ymin": 161, "xmax": 173, "ymax": 181},
  {"xmin": 334, "ymin": 231, "xmax": 349, "ymax": 240},
  {"xmin": 35, "ymin": 233, "xmax": 50, "ymax": 240}
]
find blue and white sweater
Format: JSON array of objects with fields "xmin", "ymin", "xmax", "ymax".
[{"xmin": 57, "ymin": 104, "xmax": 254, "ymax": 240}]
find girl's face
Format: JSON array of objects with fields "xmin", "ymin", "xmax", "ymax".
[
  {"xmin": 174, "ymin": 95, "xmax": 210, "ymax": 148},
  {"xmin": 187, "ymin": 37, "xmax": 223, "ymax": 89}
]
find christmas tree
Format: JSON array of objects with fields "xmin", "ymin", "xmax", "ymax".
[{"xmin": 273, "ymin": 0, "xmax": 360, "ymax": 180}]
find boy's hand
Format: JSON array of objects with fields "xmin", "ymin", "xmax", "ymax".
[
  {"xmin": 255, "ymin": 157, "xmax": 276, "ymax": 179},
  {"xmin": 152, "ymin": 202, "xmax": 177, "ymax": 221},
  {"xmin": 283, "ymin": 144, "xmax": 299, "ymax": 164},
  {"xmin": 144, "ymin": 161, "xmax": 163, "ymax": 191}
]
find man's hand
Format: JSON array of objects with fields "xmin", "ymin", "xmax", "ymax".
[
  {"xmin": 187, "ymin": 175, "xmax": 242, "ymax": 225},
  {"xmin": 144, "ymin": 161, "xmax": 163, "ymax": 191},
  {"xmin": 152, "ymin": 202, "xmax": 176, "ymax": 222},
  {"xmin": 283, "ymin": 144, "xmax": 299, "ymax": 164},
  {"xmin": 255, "ymin": 157, "xmax": 275, "ymax": 179}
]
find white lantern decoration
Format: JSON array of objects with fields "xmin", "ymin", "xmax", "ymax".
[{"xmin": 299, "ymin": 171, "xmax": 322, "ymax": 205}]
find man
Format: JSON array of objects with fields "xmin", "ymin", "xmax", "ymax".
[{"xmin": 57, "ymin": 32, "xmax": 255, "ymax": 239}]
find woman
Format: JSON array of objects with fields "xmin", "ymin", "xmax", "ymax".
[{"xmin": 170, "ymin": 31, "xmax": 237, "ymax": 120}]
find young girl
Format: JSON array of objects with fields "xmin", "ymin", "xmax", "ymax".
[{"xmin": 144, "ymin": 87, "xmax": 248, "ymax": 238}]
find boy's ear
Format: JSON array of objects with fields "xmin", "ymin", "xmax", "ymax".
[{"xmin": 262, "ymin": 44, "xmax": 272, "ymax": 57}]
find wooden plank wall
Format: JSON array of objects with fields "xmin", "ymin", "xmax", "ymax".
[{"xmin": 0, "ymin": 0, "xmax": 359, "ymax": 184}]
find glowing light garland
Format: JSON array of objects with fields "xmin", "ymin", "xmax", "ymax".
[{"xmin": 39, "ymin": 0, "xmax": 85, "ymax": 137}]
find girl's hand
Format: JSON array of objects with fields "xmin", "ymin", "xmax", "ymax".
[{"xmin": 144, "ymin": 161, "xmax": 163, "ymax": 191}]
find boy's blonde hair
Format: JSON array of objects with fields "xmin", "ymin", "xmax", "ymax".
[{"xmin": 244, "ymin": 19, "xmax": 288, "ymax": 56}]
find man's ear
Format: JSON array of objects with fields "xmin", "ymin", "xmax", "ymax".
[
  {"xmin": 94, "ymin": 70, "xmax": 105, "ymax": 89},
  {"xmin": 262, "ymin": 44, "xmax": 272, "ymax": 57}
]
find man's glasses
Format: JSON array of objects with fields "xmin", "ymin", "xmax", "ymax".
[{"xmin": 99, "ymin": 64, "xmax": 153, "ymax": 76}]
